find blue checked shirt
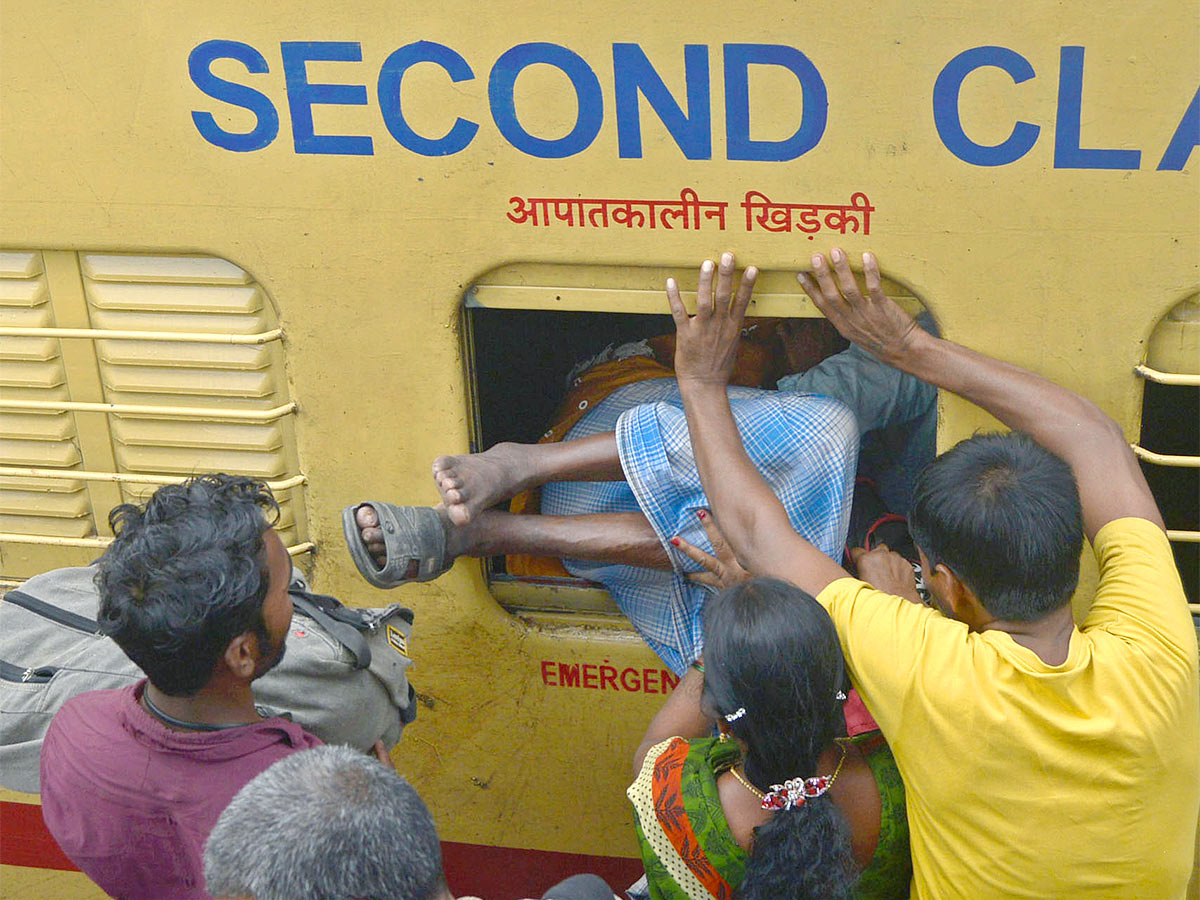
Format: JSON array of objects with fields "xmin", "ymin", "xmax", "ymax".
[{"xmin": 541, "ymin": 378, "xmax": 857, "ymax": 674}]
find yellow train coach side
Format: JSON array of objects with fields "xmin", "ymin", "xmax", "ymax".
[{"xmin": 1, "ymin": 1, "xmax": 1196, "ymax": 897}]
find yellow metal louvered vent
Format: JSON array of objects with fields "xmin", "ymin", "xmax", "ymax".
[
  {"xmin": 0, "ymin": 253, "xmax": 95, "ymax": 554},
  {"xmin": 0, "ymin": 251, "xmax": 310, "ymax": 579}
]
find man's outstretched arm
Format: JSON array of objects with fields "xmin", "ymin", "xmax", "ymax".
[
  {"xmin": 668, "ymin": 254, "xmax": 850, "ymax": 597},
  {"xmin": 797, "ymin": 249, "xmax": 1163, "ymax": 541}
]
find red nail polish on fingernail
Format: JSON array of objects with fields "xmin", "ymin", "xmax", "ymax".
[
  {"xmin": 671, "ymin": 537, "xmax": 681, "ymax": 546},
  {"xmin": 698, "ymin": 510, "xmax": 707, "ymax": 519}
]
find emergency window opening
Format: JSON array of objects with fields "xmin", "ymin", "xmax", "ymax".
[
  {"xmin": 1137, "ymin": 295, "xmax": 1199, "ymax": 607},
  {"xmin": 462, "ymin": 263, "xmax": 933, "ymax": 617},
  {"xmin": 471, "ymin": 308, "xmax": 677, "ymax": 449}
]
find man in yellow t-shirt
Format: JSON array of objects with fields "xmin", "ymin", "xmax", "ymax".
[{"xmin": 667, "ymin": 249, "xmax": 1199, "ymax": 899}]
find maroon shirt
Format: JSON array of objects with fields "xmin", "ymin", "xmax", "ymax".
[{"xmin": 40, "ymin": 680, "xmax": 321, "ymax": 899}]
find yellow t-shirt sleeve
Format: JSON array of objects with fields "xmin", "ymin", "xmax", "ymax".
[
  {"xmin": 816, "ymin": 577, "xmax": 964, "ymax": 733},
  {"xmin": 1083, "ymin": 516, "xmax": 1196, "ymax": 668}
]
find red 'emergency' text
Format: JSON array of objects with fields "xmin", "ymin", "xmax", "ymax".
[{"xmin": 540, "ymin": 660, "xmax": 679, "ymax": 694}]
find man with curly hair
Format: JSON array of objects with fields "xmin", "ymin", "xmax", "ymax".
[{"xmin": 39, "ymin": 474, "xmax": 323, "ymax": 900}]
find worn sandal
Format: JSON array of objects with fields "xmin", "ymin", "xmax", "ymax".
[{"xmin": 341, "ymin": 502, "xmax": 451, "ymax": 589}]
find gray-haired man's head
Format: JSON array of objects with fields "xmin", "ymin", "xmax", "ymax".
[{"xmin": 204, "ymin": 745, "xmax": 446, "ymax": 900}]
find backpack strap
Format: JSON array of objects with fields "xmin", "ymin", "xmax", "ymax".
[
  {"xmin": 2, "ymin": 584, "xmax": 374, "ymax": 672},
  {"xmin": 288, "ymin": 589, "xmax": 372, "ymax": 670},
  {"xmin": 2, "ymin": 590, "xmax": 103, "ymax": 634},
  {"xmin": 289, "ymin": 589, "xmax": 373, "ymax": 628}
]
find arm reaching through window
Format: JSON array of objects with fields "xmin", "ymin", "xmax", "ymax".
[{"xmin": 667, "ymin": 253, "xmax": 849, "ymax": 596}]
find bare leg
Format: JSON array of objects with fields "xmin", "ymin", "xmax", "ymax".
[
  {"xmin": 356, "ymin": 505, "xmax": 670, "ymax": 571},
  {"xmin": 461, "ymin": 509, "xmax": 670, "ymax": 569},
  {"xmin": 433, "ymin": 432, "xmax": 623, "ymax": 526}
]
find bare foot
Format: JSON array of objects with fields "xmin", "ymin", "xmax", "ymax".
[
  {"xmin": 432, "ymin": 443, "xmax": 537, "ymax": 526},
  {"xmin": 355, "ymin": 503, "xmax": 476, "ymax": 574}
]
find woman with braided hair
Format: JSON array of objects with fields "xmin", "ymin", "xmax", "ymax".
[{"xmin": 628, "ymin": 577, "xmax": 910, "ymax": 900}]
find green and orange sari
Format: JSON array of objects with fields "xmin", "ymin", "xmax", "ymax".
[{"xmin": 628, "ymin": 734, "xmax": 910, "ymax": 900}]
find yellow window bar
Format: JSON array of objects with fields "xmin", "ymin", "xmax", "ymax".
[
  {"xmin": 0, "ymin": 326, "xmax": 283, "ymax": 345},
  {"xmin": 1134, "ymin": 364, "xmax": 1200, "ymax": 387},
  {"xmin": 0, "ymin": 466, "xmax": 306, "ymax": 491},
  {"xmin": 1130, "ymin": 363, "xmax": 1200, "ymax": 544},
  {"xmin": 0, "ymin": 533, "xmax": 314, "ymax": 556},
  {"xmin": 0, "ymin": 398, "xmax": 297, "ymax": 421},
  {"xmin": 1130, "ymin": 446, "xmax": 1200, "ymax": 468},
  {"xmin": 468, "ymin": 283, "xmax": 881, "ymax": 318}
]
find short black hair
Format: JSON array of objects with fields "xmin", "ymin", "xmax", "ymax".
[
  {"xmin": 909, "ymin": 431, "xmax": 1083, "ymax": 621},
  {"xmin": 96, "ymin": 474, "xmax": 280, "ymax": 696}
]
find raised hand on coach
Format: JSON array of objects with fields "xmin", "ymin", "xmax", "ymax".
[{"xmin": 667, "ymin": 252, "xmax": 759, "ymax": 387}]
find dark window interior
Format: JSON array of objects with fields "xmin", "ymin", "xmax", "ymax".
[
  {"xmin": 1138, "ymin": 380, "xmax": 1199, "ymax": 604},
  {"xmin": 469, "ymin": 307, "xmax": 675, "ymax": 449},
  {"xmin": 468, "ymin": 307, "xmax": 675, "ymax": 582}
]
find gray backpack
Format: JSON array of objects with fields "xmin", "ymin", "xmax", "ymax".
[{"xmin": 0, "ymin": 565, "xmax": 416, "ymax": 793}]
